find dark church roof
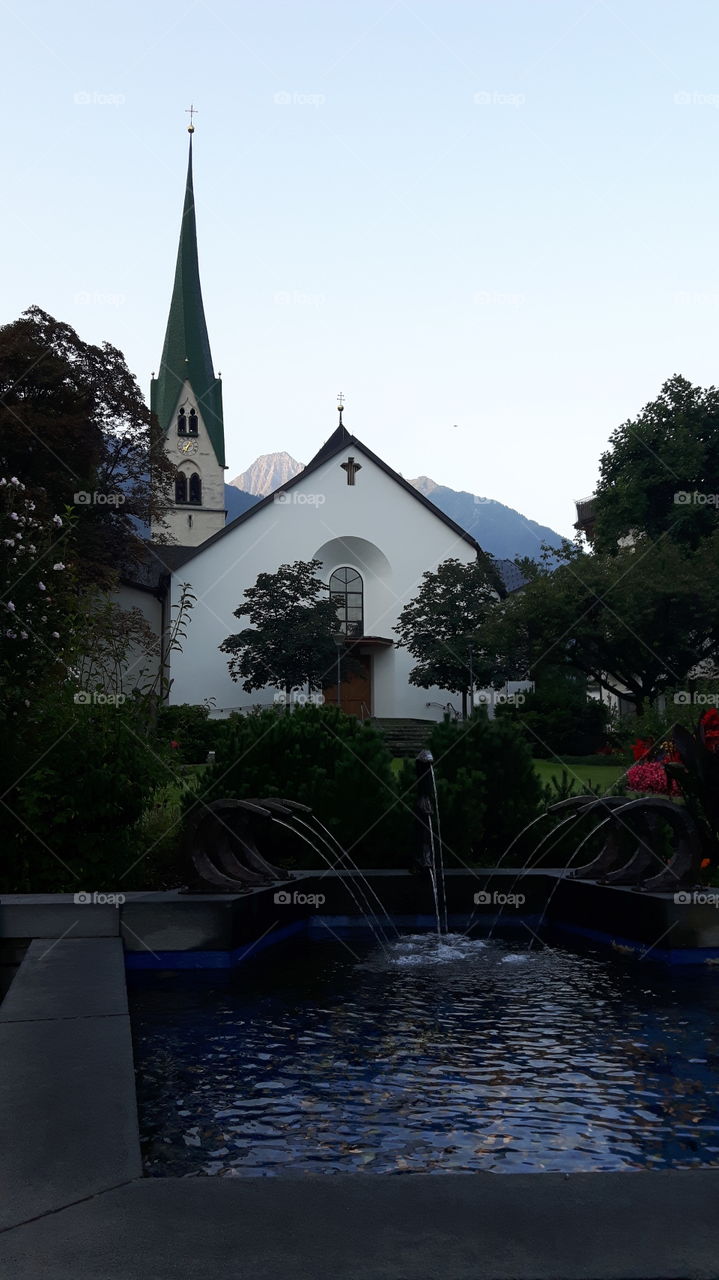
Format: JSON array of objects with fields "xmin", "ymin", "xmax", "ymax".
[
  {"xmin": 121, "ymin": 541, "xmax": 197, "ymax": 592},
  {"xmin": 150, "ymin": 133, "xmax": 225, "ymax": 468},
  {"xmin": 306, "ymin": 423, "xmax": 353, "ymax": 467}
]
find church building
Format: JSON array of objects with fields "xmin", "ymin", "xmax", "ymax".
[{"xmin": 142, "ymin": 127, "xmax": 496, "ymax": 721}]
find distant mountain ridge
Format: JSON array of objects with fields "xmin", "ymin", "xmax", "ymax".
[
  {"xmin": 225, "ymin": 453, "xmax": 563, "ymax": 561},
  {"xmin": 408, "ymin": 476, "xmax": 564, "ymax": 561}
]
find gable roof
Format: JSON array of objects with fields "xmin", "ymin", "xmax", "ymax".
[{"xmin": 174, "ymin": 429, "xmax": 494, "ymax": 572}]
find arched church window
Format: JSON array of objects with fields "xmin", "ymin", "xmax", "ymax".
[
  {"xmin": 175, "ymin": 472, "xmax": 188, "ymax": 504},
  {"xmin": 188, "ymin": 408, "xmax": 198, "ymax": 436},
  {"xmin": 189, "ymin": 472, "xmax": 202, "ymax": 505},
  {"xmin": 177, "ymin": 407, "xmax": 187, "ymax": 435},
  {"xmin": 329, "ymin": 567, "xmax": 363, "ymax": 637}
]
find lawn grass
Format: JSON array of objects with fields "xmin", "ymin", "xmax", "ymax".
[{"xmin": 532, "ymin": 758, "xmax": 626, "ymax": 791}]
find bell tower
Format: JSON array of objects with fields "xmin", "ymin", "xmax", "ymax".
[{"xmin": 151, "ymin": 111, "xmax": 227, "ymax": 546}]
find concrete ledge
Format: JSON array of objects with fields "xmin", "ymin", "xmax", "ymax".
[
  {"xmin": 0, "ymin": 896, "xmax": 120, "ymax": 939},
  {"xmin": 2, "ymin": 1170, "xmax": 719, "ymax": 1279},
  {"xmin": 0, "ymin": 938, "xmax": 128, "ymax": 1022},
  {"xmin": 0, "ymin": 938, "xmax": 141, "ymax": 1229}
]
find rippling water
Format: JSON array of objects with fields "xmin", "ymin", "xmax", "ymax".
[{"xmin": 129, "ymin": 932, "xmax": 719, "ymax": 1177}]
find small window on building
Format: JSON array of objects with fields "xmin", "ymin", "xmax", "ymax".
[
  {"xmin": 177, "ymin": 407, "xmax": 187, "ymax": 435},
  {"xmin": 175, "ymin": 473, "xmax": 188, "ymax": 504},
  {"xmin": 329, "ymin": 566, "xmax": 363, "ymax": 637},
  {"xmin": 189, "ymin": 472, "xmax": 202, "ymax": 505},
  {"xmin": 188, "ymin": 408, "xmax": 198, "ymax": 436}
]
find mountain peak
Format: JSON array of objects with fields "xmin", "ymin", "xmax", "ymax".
[
  {"xmin": 230, "ymin": 451, "xmax": 303, "ymax": 496},
  {"xmin": 409, "ymin": 475, "xmax": 439, "ymax": 496}
]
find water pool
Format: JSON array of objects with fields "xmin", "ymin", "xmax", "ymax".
[{"xmin": 129, "ymin": 931, "xmax": 719, "ymax": 1177}]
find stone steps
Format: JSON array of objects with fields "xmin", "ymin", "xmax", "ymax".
[{"xmin": 373, "ymin": 718, "xmax": 435, "ymax": 758}]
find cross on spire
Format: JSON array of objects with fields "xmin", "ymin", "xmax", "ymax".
[
  {"xmin": 186, "ymin": 103, "xmax": 198, "ymax": 133},
  {"xmin": 337, "ymin": 392, "xmax": 345, "ymax": 425}
]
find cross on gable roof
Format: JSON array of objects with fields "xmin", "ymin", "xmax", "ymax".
[{"xmin": 173, "ymin": 426, "xmax": 498, "ymax": 579}]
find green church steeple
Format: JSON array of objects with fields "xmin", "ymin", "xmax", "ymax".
[{"xmin": 151, "ymin": 127, "xmax": 225, "ymax": 468}]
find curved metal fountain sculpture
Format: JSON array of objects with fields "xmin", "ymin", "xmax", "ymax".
[
  {"xmin": 182, "ymin": 798, "xmax": 292, "ymax": 891},
  {"xmin": 543, "ymin": 716, "xmax": 719, "ymax": 892}
]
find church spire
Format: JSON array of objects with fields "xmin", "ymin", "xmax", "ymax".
[{"xmin": 151, "ymin": 122, "xmax": 225, "ymax": 468}]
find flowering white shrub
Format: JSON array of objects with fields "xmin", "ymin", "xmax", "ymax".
[{"xmin": 0, "ymin": 473, "xmax": 74, "ymax": 721}]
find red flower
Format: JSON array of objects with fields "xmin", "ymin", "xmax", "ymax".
[
  {"xmin": 170, "ymin": 739, "xmax": 179, "ymax": 749},
  {"xmin": 626, "ymin": 762, "xmax": 681, "ymax": 796},
  {"xmin": 631, "ymin": 738, "xmax": 653, "ymax": 761},
  {"xmin": 700, "ymin": 708, "xmax": 719, "ymax": 751}
]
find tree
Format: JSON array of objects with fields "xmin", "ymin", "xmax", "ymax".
[
  {"xmin": 0, "ymin": 306, "xmax": 176, "ymax": 587},
  {"xmin": 593, "ymin": 375, "xmax": 719, "ymax": 554},
  {"xmin": 394, "ymin": 556, "xmax": 505, "ymax": 716},
  {"xmin": 494, "ymin": 667, "xmax": 611, "ymax": 757},
  {"xmin": 220, "ymin": 559, "xmax": 354, "ymax": 701},
  {"xmin": 484, "ymin": 536, "xmax": 719, "ymax": 714}
]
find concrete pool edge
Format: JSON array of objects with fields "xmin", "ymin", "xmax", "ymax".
[
  {"xmin": 4, "ymin": 872, "xmax": 719, "ymax": 1278},
  {"xmin": 4, "ymin": 868, "xmax": 719, "ymax": 964},
  {"xmin": 3, "ymin": 1170, "xmax": 719, "ymax": 1279}
]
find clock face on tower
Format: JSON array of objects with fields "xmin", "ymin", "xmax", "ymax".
[{"xmin": 177, "ymin": 439, "xmax": 199, "ymax": 455}]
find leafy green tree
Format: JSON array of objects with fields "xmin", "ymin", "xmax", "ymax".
[
  {"xmin": 394, "ymin": 556, "xmax": 505, "ymax": 716},
  {"xmin": 484, "ymin": 536, "xmax": 719, "ymax": 714},
  {"xmin": 494, "ymin": 668, "xmax": 610, "ymax": 757},
  {"xmin": 220, "ymin": 558, "xmax": 357, "ymax": 701},
  {"xmin": 0, "ymin": 306, "xmax": 175, "ymax": 587},
  {"xmin": 593, "ymin": 375, "xmax": 719, "ymax": 553}
]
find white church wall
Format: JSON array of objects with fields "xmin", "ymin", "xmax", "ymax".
[{"xmin": 166, "ymin": 444, "xmax": 477, "ymax": 718}]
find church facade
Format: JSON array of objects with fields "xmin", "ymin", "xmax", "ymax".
[{"xmin": 143, "ymin": 131, "xmax": 493, "ymax": 721}]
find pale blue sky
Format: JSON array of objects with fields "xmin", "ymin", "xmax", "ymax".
[{"xmin": 3, "ymin": 0, "xmax": 719, "ymax": 535}]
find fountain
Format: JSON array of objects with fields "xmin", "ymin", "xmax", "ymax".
[
  {"xmin": 182, "ymin": 794, "xmax": 399, "ymax": 952},
  {"xmin": 409, "ymin": 749, "xmax": 448, "ymax": 936}
]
